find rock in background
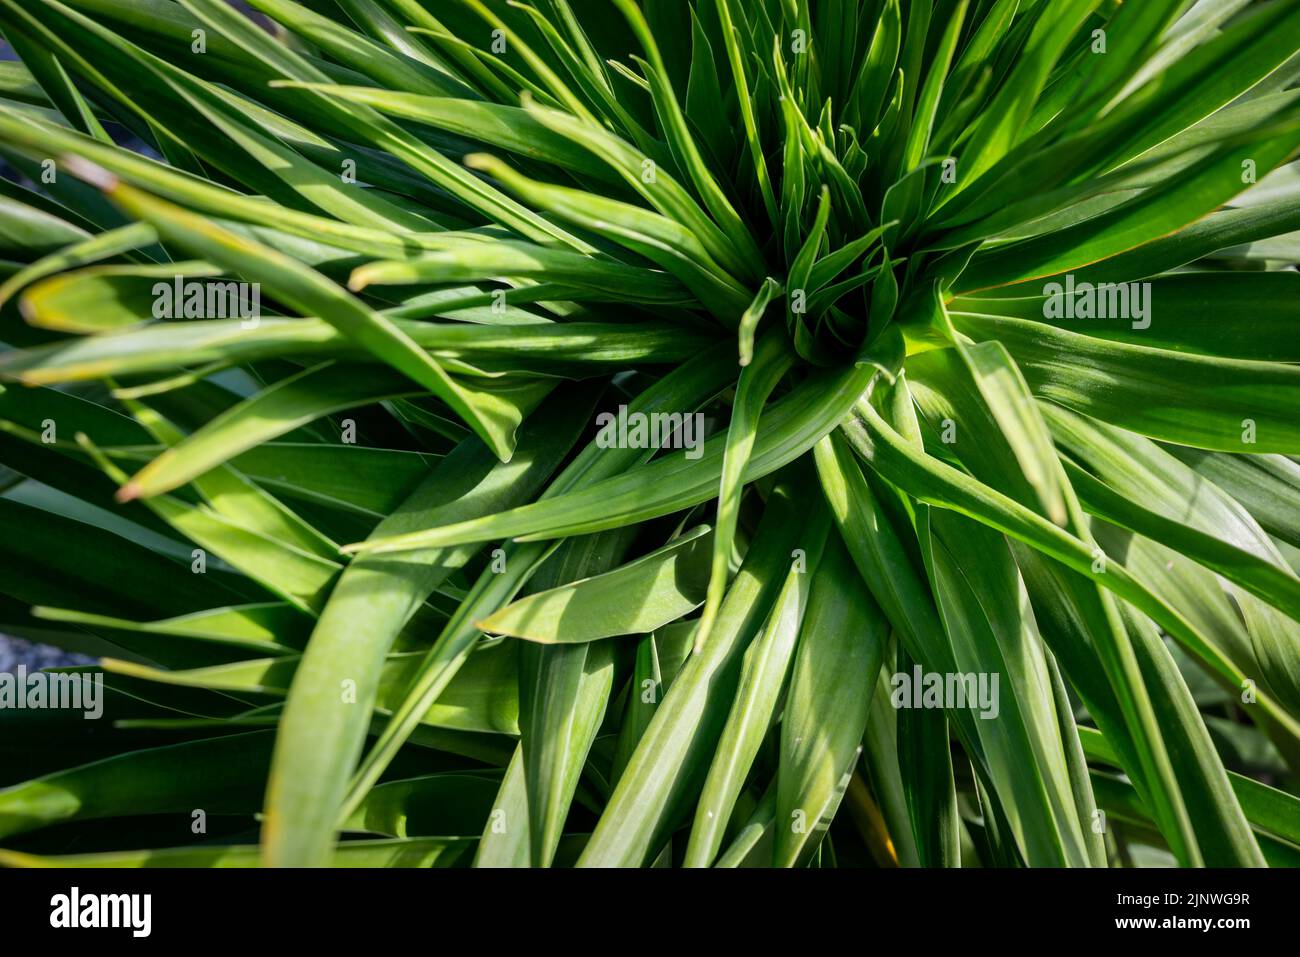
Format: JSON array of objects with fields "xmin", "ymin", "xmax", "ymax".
[{"xmin": 0, "ymin": 636, "xmax": 92, "ymax": 672}]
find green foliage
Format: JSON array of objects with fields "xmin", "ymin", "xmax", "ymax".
[{"xmin": 1, "ymin": 0, "xmax": 1299, "ymax": 868}]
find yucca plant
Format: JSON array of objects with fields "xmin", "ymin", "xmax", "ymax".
[{"xmin": 0, "ymin": 0, "xmax": 1299, "ymax": 870}]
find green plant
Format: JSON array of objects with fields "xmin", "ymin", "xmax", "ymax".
[{"xmin": 0, "ymin": 0, "xmax": 1299, "ymax": 869}]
